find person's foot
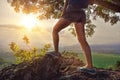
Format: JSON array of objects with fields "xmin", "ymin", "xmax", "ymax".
[
  {"xmin": 46, "ymin": 51, "xmax": 61, "ymax": 58},
  {"xmin": 77, "ymin": 67, "xmax": 96, "ymax": 75}
]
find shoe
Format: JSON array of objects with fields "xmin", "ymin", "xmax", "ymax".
[
  {"xmin": 46, "ymin": 51, "xmax": 61, "ymax": 58},
  {"xmin": 77, "ymin": 67, "xmax": 96, "ymax": 75}
]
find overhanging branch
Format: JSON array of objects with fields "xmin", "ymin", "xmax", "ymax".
[{"xmin": 94, "ymin": 0, "xmax": 120, "ymax": 12}]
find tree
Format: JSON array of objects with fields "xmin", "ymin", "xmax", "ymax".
[{"xmin": 7, "ymin": 0, "xmax": 120, "ymax": 36}]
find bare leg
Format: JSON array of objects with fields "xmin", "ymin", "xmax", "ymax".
[
  {"xmin": 75, "ymin": 22, "xmax": 93, "ymax": 69},
  {"xmin": 52, "ymin": 18, "xmax": 71, "ymax": 53}
]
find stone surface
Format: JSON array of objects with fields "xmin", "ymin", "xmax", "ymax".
[{"xmin": 0, "ymin": 52, "xmax": 120, "ymax": 80}]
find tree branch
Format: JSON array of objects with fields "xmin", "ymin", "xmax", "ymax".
[{"xmin": 94, "ymin": 0, "xmax": 120, "ymax": 12}]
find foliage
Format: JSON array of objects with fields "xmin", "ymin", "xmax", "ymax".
[
  {"xmin": 0, "ymin": 57, "xmax": 10, "ymax": 69},
  {"xmin": 68, "ymin": 20, "xmax": 96, "ymax": 37},
  {"xmin": 0, "ymin": 57, "xmax": 5, "ymax": 65},
  {"xmin": 7, "ymin": 0, "xmax": 120, "ymax": 37},
  {"xmin": 61, "ymin": 51, "xmax": 85, "ymax": 67},
  {"xmin": 23, "ymin": 35, "xmax": 30, "ymax": 45},
  {"xmin": 9, "ymin": 36, "xmax": 51, "ymax": 64},
  {"xmin": 85, "ymin": 19, "xmax": 96, "ymax": 37},
  {"xmin": 90, "ymin": 5, "xmax": 120, "ymax": 25},
  {"xmin": 115, "ymin": 60, "xmax": 120, "ymax": 70},
  {"xmin": 1, "ymin": 51, "xmax": 120, "ymax": 80},
  {"xmin": 7, "ymin": 0, "xmax": 64, "ymax": 19},
  {"xmin": 7, "ymin": 0, "xmax": 120, "ymax": 20},
  {"xmin": 68, "ymin": 27, "xmax": 76, "ymax": 37}
]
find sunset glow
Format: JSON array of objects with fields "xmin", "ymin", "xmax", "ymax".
[{"xmin": 21, "ymin": 14, "xmax": 39, "ymax": 29}]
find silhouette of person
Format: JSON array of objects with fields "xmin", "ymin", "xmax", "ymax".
[{"xmin": 52, "ymin": 0, "xmax": 96, "ymax": 74}]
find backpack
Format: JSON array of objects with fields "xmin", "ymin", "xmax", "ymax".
[{"xmin": 68, "ymin": 0, "xmax": 89, "ymax": 8}]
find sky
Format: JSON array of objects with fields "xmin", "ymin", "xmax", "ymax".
[{"xmin": 0, "ymin": 0, "xmax": 120, "ymax": 52}]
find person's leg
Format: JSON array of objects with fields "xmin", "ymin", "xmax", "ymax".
[
  {"xmin": 53, "ymin": 18, "xmax": 71, "ymax": 53},
  {"xmin": 74, "ymin": 22, "xmax": 93, "ymax": 69}
]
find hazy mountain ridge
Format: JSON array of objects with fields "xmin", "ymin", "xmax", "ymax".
[
  {"xmin": 0, "ymin": 24, "xmax": 120, "ymax": 54},
  {"xmin": 0, "ymin": 24, "xmax": 22, "ymax": 29},
  {"xmin": 90, "ymin": 44, "xmax": 120, "ymax": 53},
  {"xmin": 60, "ymin": 44, "xmax": 120, "ymax": 54},
  {"xmin": 1, "ymin": 44, "xmax": 120, "ymax": 55}
]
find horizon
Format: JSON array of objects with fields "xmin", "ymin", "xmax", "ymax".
[
  {"xmin": 0, "ymin": 0, "xmax": 120, "ymax": 53},
  {"xmin": 0, "ymin": 25, "xmax": 120, "ymax": 54}
]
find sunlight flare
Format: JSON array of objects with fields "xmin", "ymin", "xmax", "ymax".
[{"xmin": 21, "ymin": 14, "xmax": 39, "ymax": 29}]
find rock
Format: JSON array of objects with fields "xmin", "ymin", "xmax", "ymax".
[{"xmin": 0, "ymin": 52, "xmax": 120, "ymax": 80}]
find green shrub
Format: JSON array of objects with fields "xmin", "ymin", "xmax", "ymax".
[
  {"xmin": 115, "ymin": 60, "xmax": 120, "ymax": 70},
  {"xmin": 9, "ymin": 36, "xmax": 51, "ymax": 64}
]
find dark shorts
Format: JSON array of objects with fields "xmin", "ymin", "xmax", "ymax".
[{"xmin": 62, "ymin": 10, "xmax": 86, "ymax": 23}]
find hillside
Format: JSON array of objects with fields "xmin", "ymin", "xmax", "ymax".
[
  {"xmin": 60, "ymin": 44, "xmax": 120, "ymax": 53},
  {"xmin": 90, "ymin": 44, "xmax": 120, "ymax": 53},
  {"xmin": 0, "ymin": 52, "xmax": 120, "ymax": 80}
]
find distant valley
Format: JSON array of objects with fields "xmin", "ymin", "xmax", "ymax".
[{"xmin": 60, "ymin": 44, "xmax": 120, "ymax": 54}]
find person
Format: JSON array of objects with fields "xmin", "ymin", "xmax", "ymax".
[{"xmin": 52, "ymin": 0, "xmax": 96, "ymax": 74}]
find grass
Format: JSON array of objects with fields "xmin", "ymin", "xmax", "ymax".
[
  {"xmin": 79, "ymin": 52, "xmax": 120, "ymax": 69},
  {"xmin": 0, "ymin": 52, "xmax": 120, "ymax": 69}
]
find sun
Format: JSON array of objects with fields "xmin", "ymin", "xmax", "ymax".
[{"xmin": 21, "ymin": 14, "xmax": 39, "ymax": 29}]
